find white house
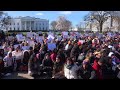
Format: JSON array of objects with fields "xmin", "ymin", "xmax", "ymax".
[{"xmin": 7, "ymin": 16, "xmax": 49, "ymax": 31}]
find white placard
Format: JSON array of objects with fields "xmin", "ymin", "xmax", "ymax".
[
  {"xmin": 48, "ymin": 43, "xmax": 56, "ymax": 51},
  {"xmin": 22, "ymin": 46, "xmax": 30, "ymax": 50},
  {"xmin": 57, "ymin": 36, "xmax": 62, "ymax": 41},
  {"xmin": 107, "ymin": 32, "xmax": 112, "ymax": 37},
  {"xmin": 36, "ymin": 36, "xmax": 43, "ymax": 44},
  {"xmin": 16, "ymin": 34, "xmax": 25, "ymax": 41},
  {"xmin": 14, "ymin": 44, "xmax": 20, "ymax": 49},
  {"xmin": 27, "ymin": 32, "xmax": 35, "ymax": 38},
  {"xmin": 47, "ymin": 35, "xmax": 55, "ymax": 41},
  {"xmin": 62, "ymin": 32, "xmax": 68, "ymax": 36},
  {"xmin": 29, "ymin": 41, "xmax": 35, "ymax": 47}
]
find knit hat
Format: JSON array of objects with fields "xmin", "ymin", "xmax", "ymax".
[
  {"xmin": 82, "ymin": 60, "xmax": 89, "ymax": 65},
  {"xmin": 108, "ymin": 52, "xmax": 114, "ymax": 57}
]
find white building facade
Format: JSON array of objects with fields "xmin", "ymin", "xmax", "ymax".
[
  {"xmin": 8, "ymin": 16, "xmax": 49, "ymax": 31},
  {"xmin": 85, "ymin": 17, "xmax": 119, "ymax": 32}
]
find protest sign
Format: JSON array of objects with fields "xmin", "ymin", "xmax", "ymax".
[
  {"xmin": 22, "ymin": 46, "xmax": 30, "ymax": 50},
  {"xmin": 27, "ymin": 32, "xmax": 37, "ymax": 38},
  {"xmin": 107, "ymin": 32, "xmax": 112, "ymax": 37},
  {"xmin": 48, "ymin": 43, "xmax": 56, "ymax": 51},
  {"xmin": 47, "ymin": 35, "xmax": 55, "ymax": 42},
  {"xmin": 29, "ymin": 41, "xmax": 35, "ymax": 47},
  {"xmin": 62, "ymin": 32, "xmax": 68, "ymax": 36},
  {"xmin": 14, "ymin": 44, "xmax": 20, "ymax": 49},
  {"xmin": 16, "ymin": 34, "xmax": 25, "ymax": 41},
  {"xmin": 57, "ymin": 36, "xmax": 62, "ymax": 41},
  {"xmin": 36, "ymin": 36, "xmax": 43, "ymax": 44}
]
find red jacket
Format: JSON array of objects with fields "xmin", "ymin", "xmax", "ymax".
[
  {"xmin": 92, "ymin": 60, "xmax": 103, "ymax": 79},
  {"xmin": 50, "ymin": 53, "xmax": 57, "ymax": 62}
]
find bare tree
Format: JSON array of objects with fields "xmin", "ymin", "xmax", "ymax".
[
  {"xmin": 0, "ymin": 11, "xmax": 11, "ymax": 31},
  {"xmin": 84, "ymin": 11, "xmax": 110, "ymax": 33},
  {"xmin": 55, "ymin": 16, "xmax": 72, "ymax": 31},
  {"xmin": 50, "ymin": 21, "xmax": 57, "ymax": 30},
  {"xmin": 76, "ymin": 22, "xmax": 84, "ymax": 31}
]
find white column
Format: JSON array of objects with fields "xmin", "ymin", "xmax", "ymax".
[
  {"xmin": 34, "ymin": 21, "xmax": 36, "ymax": 30},
  {"xmin": 25, "ymin": 21, "xmax": 27, "ymax": 30},
  {"xmin": 30, "ymin": 21, "xmax": 31, "ymax": 30}
]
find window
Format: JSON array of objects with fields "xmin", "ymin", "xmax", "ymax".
[
  {"xmin": 18, "ymin": 27, "xmax": 19, "ymax": 30},
  {"xmin": 18, "ymin": 23, "xmax": 19, "ymax": 25},
  {"xmin": 43, "ymin": 23, "xmax": 44, "ymax": 26},
  {"xmin": 14, "ymin": 23, "xmax": 15, "ymax": 25},
  {"xmin": 9, "ymin": 27, "xmax": 11, "ymax": 30},
  {"xmin": 43, "ymin": 27, "xmax": 44, "ymax": 30},
  {"xmin": 14, "ymin": 28, "xmax": 15, "ymax": 30}
]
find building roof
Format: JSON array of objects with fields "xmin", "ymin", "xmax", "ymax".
[{"xmin": 12, "ymin": 16, "xmax": 49, "ymax": 21}]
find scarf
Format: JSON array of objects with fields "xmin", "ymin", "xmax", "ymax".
[{"xmin": 66, "ymin": 64, "xmax": 74, "ymax": 70}]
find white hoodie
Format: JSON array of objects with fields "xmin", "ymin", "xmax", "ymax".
[
  {"xmin": 3, "ymin": 52, "xmax": 14, "ymax": 67},
  {"xmin": 64, "ymin": 64, "xmax": 79, "ymax": 79}
]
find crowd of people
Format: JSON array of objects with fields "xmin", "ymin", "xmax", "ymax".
[{"xmin": 0, "ymin": 31, "xmax": 120, "ymax": 79}]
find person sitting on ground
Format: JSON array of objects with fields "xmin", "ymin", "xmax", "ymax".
[
  {"xmin": 92, "ymin": 56, "xmax": 107, "ymax": 79},
  {"xmin": 0, "ymin": 49, "xmax": 4, "ymax": 78},
  {"xmin": 20, "ymin": 51, "xmax": 30, "ymax": 71},
  {"xmin": 3, "ymin": 52, "xmax": 14, "ymax": 75},
  {"xmin": 42, "ymin": 53, "xmax": 54, "ymax": 77},
  {"xmin": 12, "ymin": 46, "xmax": 23, "ymax": 71},
  {"xmin": 53, "ymin": 56, "xmax": 63, "ymax": 74},
  {"xmin": 78, "ymin": 60, "xmax": 96, "ymax": 79},
  {"xmin": 28, "ymin": 51, "xmax": 41, "ymax": 78},
  {"xmin": 64, "ymin": 57, "xmax": 79, "ymax": 79}
]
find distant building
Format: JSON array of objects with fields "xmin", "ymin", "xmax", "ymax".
[
  {"xmin": 86, "ymin": 17, "xmax": 119, "ymax": 32},
  {"xmin": 7, "ymin": 16, "xmax": 49, "ymax": 31}
]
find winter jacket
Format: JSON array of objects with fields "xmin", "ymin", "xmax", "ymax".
[
  {"xmin": 42, "ymin": 59, "xmax": 54, "ymax": 68},
  {"xmin": 64, "ymin": 63, "xmax": 79, "ymax": 79},
  {"xmin": 70, "ymin": 45, "xmax": 80, "ymax": 58},
  {"xmin": 53, "ymin": 62, "xmax": 63, "ymax": 75},
  {"xmin": 78, "ymin": 65, "xmax": 96, "ymax": 79},
  {"xmin": 28, "ymin": 53, "xmax": 40, "ymax": 73},
  {"xmin": 92, "ymin": 60, "xmax": 103, "ymax": 79},
  {"xmin": 50, "ymin": 53, "xmax": 57, "ymax": 62}
]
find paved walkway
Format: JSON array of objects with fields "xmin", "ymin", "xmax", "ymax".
[{"xmin": 2, "ymin": 72, "xmax": 34, "ymax": 79}]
